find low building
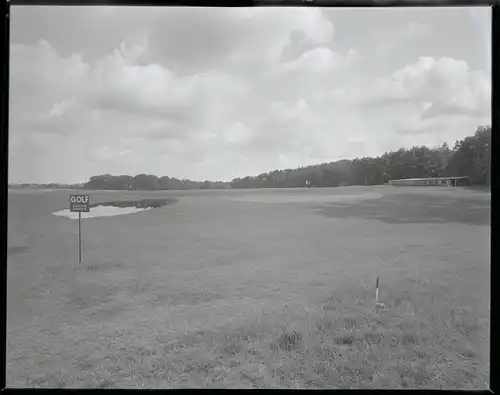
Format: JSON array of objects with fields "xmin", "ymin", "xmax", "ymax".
[{"xmin": 389, "ymin": 177, "xmax": 470, "ymax": 187}]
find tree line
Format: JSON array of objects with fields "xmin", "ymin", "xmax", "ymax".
[
  {"xmin": 83, "ymin": 174, "xmax": 230, "ymax": 191},
  {"xmin": 16, "ymin": 125, "xmax": 486, "ymax": 191},
  {"xmin": 231, "ymin": 125, "xmax": 491, "ymax": 189}
]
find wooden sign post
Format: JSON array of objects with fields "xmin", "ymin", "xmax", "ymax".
[{"xmin": 69, "ymin": 194, "xmax": 90, "ymax": 263}]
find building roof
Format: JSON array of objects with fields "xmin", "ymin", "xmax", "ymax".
[{"xmin": 389, "ymin": 176, "xmax": 469, "ymax": 182}]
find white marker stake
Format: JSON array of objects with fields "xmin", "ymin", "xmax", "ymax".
[{"xmin": 375, "ymin": 276, "xmax": 382, "ymax": 312}]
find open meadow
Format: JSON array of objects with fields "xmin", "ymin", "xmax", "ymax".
[{"xmin": 6, "ymin": 185, "xmax": 490, "ymax": 389}]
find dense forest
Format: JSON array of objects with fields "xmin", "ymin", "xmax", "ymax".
[
  {"xmin": 81, "ymin": 125, "xmax": 490, "ymax": 191},
  {"xmin": 10, "ymin": 125, "xmax": 491, "ymax": 191},
  {"xmin": 231, "ymin": 125, "xmax": 491, "ymax": 189}
]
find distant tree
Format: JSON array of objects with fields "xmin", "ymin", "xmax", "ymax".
[
  {"xmin": 132, "ymin": 174, "xmax": 160, "ymax": 190},
  {"xmin": 85, "ymin": 175, "xmax": 112, "ymax": 190},
  {"xmin": 447, "ymin": 125, "xmax": 491, "ymax": 184},
  {"xmin": 158, "ymin": 176, "xmax": 171, "ymax": 190},
  {"xmin": 81, "ymin": 125, "xmax": 490, "ymax": 191}
]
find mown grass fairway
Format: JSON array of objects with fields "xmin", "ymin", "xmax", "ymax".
[{"xmin": 6, "ymin": 186, "xmax": 490, "ymax": 389}]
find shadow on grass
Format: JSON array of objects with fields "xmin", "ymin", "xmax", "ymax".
[{"xmin": 315, "ymin": 194, "xmax": 490, "ymax": 226}]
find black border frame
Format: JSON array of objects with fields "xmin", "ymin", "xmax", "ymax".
[
  {"xmin": 4, "ymin": 0, "xmax": 500, "ymax": 6},
  {"xmin": 1, "ymin": 1, "xmax": 496, "ymax": 394}
]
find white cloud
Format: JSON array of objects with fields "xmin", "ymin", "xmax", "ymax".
[
  {"xmin": 221, "ymin": 122, "xmax": 251, "ymax": 145},
  {"xmin": 360, "ymin": 56, "xmax": 490, "ymax": 119},
  {"xmin": 229, "ymin": 7, "xmax": 334, "ymax": 64},
  {"xmin": 8, "ymin": 7, "xmax": 491, "ymax": 184},
  {"xmin": 373, "ymin": 22, "xmax": 433, "ymax": 56},
  {"xmin": 279, "ymin": 47, "xmax": 357, "ymax": 74}
]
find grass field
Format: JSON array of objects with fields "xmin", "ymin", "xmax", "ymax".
[{"xmin": 6, "ymin": 185, "xmax": 490, "ymax": 389}]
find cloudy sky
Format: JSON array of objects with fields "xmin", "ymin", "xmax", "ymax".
[{"xmin": 10, "ymin": 6, "xmax": 491, "ymax": 184}]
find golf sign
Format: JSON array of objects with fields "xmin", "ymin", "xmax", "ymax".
[
  {"xmin": 69, "ymin": 194, "xmax": 90, "ymax": 263},
  {"xmin": 70, "ymin": 194, "xmax": 90, "ymax": 213}
]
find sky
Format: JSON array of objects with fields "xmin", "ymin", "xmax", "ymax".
[{"xmin": 9, "ymin": 6, "xmax": 491, "ymax": 184}]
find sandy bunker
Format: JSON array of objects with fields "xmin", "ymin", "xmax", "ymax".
[{"xmin": 52, "ymin": 198, "xmax": 177, "ymax": 219}]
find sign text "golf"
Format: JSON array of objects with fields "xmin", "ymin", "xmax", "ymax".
[{"xmin": 70, "ymin": 194, "xmax": 90, "ymax": 212}]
